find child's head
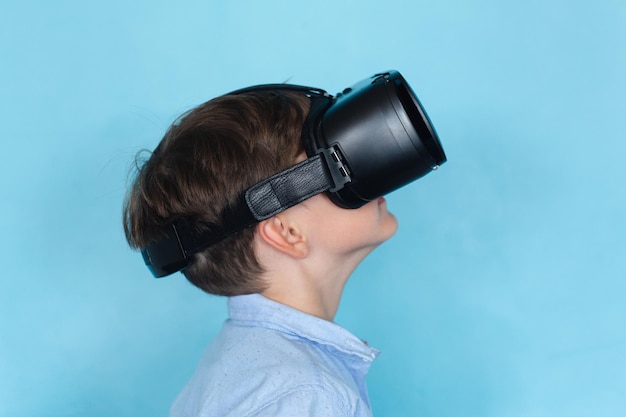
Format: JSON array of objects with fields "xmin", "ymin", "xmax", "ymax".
[
  {"xmin": 124, "ymin": 72, "xmax": 446, "ymax": 302},
  {"xmin": 123, "ymin": 91, "xmax": 310, "ymax": 296}
]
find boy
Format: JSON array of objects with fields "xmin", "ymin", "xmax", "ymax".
[{"xmin": 123, "ymin": 72, "xmax": 445, "ymax": 416}]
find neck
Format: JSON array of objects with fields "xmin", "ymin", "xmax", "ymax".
[
  {"xmin": 260, "ymin": 251, "xmax": 365, "ymax": 321},
  {"xmin": 262, "ymin": 286, "xmax": 341, "ymax": 321}
]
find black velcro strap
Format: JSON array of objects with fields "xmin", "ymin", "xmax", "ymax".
[{"xmin": 245, "ymin": 155, "xmax": 333, "ymax": 220}]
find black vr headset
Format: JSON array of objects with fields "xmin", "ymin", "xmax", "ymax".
[{"xmin": 142, "ymin": 70, "xmax": 447, "ymax": 278}]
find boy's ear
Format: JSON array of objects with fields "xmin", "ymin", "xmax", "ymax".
[{"xmin": 257, "ymin": 216, "xmax": 308, "ymax": 259}]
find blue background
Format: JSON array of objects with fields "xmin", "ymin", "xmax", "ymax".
[{"xmin": 1, "ymin": 1, "xmax": 625, "ymax": 416}]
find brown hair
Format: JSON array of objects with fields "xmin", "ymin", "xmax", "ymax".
[{"xmin": 123, "ymin": 90, "xmax": 310, "ymax": 295}]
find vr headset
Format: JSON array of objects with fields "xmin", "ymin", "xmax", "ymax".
[{"xmin": 142, "ymin": 70, "xmax": 447, "ymax": 278}]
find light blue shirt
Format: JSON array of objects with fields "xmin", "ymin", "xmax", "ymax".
[{"xmin": 170, "ymin": 293, "xmax": 379, "ymax": 417}]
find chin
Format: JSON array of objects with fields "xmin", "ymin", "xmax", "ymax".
[
  {"xmin": 374, "ymin": 214, "xmax": 399, "ymax": 246},
  {"xmin": 384, "ymin": 219, "xmax": 399, "ymax": 241}
]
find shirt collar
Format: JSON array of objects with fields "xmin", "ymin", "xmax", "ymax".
[{"xmin": 228, "ymin": 293, "xmax": 379, "ymax": 363}]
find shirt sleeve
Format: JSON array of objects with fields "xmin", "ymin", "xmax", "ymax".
[{"xmin": 247, "ymin": 386, "xmax": 353, "ymax": 417}]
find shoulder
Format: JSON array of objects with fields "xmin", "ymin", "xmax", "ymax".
[
  {"xmin": 170, "ymin": 322, "xmax": 363, "ymax": 417},
  {"xmin": 217, "ymin": 319, "xmax": 347, "ymax": 380},
  {"xmin": 243, "ymin": 384, "xmax": 354, "ymax": 417}
]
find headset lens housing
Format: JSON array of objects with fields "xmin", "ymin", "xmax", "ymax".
[{"xmin": 312, "ymin": 71, "xmax": 446, "ymax": 208}]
